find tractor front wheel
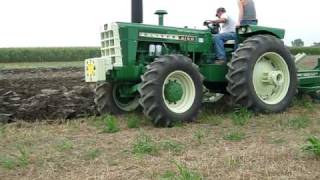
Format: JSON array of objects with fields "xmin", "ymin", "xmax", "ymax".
[
  {"xmin": 139, "ymin": 55, "xmax": 203, "ymax": 127},
  {"xmin": 94, "ymin": 83, "xmax": 139, "ymax": 115}
]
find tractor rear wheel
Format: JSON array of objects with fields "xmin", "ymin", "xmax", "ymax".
[
  {"xmin": 139, "ymin": 55, "xmax": 203, "ymax": 127},
  {"xmin": 226, "ymin": 35, "xmax": 297, "ymax": 112},
  {"xmin": 95, "ymin": 83, "xmax": 139, "ymax": 115}
]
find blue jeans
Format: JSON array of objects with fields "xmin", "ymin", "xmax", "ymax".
[
  {"xmin": 241, "ymin": 20, "xmax": 258, "ymax": 25},
  {"xmin": 214, "ymin": 32, "xmax": 237, "ymax": 61}
]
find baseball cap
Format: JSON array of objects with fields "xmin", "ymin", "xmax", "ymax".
[{"xmin": 216, "ymin": 7, "xmax": 226, "ymax": 16}]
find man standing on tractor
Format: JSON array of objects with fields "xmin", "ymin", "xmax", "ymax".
[
  {"xmin": 210, "ymin": 7, "xmax": 237, "ymax": 65},
  {"xmin": 238, "ymin": 0, "xmax": 257, "ymax": 26}
]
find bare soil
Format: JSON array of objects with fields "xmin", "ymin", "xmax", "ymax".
[{"xmin": 0, "ymin": 68, "xmax": 96, "ymax": 121}]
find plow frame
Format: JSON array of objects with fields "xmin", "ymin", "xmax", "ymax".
[{"xmin": 297, "ymin": 56, "xmax": 320, "ymax": 94}]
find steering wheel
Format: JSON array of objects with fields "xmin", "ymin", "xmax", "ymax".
[{"xmin": 203, "ymin": 20, "xmax": 220, "ymax": 34}]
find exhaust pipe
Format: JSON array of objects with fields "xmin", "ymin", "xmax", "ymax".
[{"xmin": 132, "ymin": 0, "xmax": 143, "ymax": 23}]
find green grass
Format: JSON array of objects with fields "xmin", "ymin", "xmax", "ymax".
[
  {"xmin": 160, "ymin": 162, "xmax": 203, "ymax": 180},
  {"xmin": 231, "ymin": 108, "xmax": 253, "ymax": 126},
  {"xmin": 83, "ymin": 148, "xmax": 102, "ymax": 161},
  {"xmin": 270, "ymin": 138, "xmax": 287, "ymax": 145},
  {"xmin": 174, "ymin": 162, "xmax": 203, "ymax": 180},
  {"xmin": 0, "ymin": 156, "xmax": 16, "ymax": 170},
  {"xmin": 56, "ymin": 139, "xmax": 73, "ymax": 152},
  {"xmin": 0, "ymin": 146, "xmax": 30, "ymax": 170},
  {"xmin": 160, "ymin": 170, "xmax": 177, "ymax": 180},
  {"xmin": 223, "ymin": 130, "xmax": 246, "ymax": 142},
  {"xmin": 89, "ymin": 116, "xmax": 105, "ymax": 128},
  {"xmin": 287, "ymin": 116, "xmax": 310, "ymax": 129},
  {"xmin": 127, "ymin": 114, "xmax": 141, "ymax": 129},
  {"xmin": 294, "ymin": 97, "xmax": 315, "ymax": 111},
  {"xmin": 160, "ymin": 140, "xmax": 185, "ymax": 154},
  {"xmin": 102, "ymin": 116, "xmax": 120, "ymax": 133},
  {"xmin": 303, "ymin": 136, "xmax": 320, "ymax": 158},
  {"xmin": 132, "ymin": 136, "xmax": 184, "ymax": 156},
  {"xmin": 225, "ymin": 156, "xmax": 242, "ymax": 169},
  {"xmin": 0, "ymin": 125, "xmax": 5, "ymax": 137},
  {"xmin": 193, "ymin": 129, "xmax": 206, "ymax": 144},
  {"xmin": 199, "ymin": 113, "xmax": 223, "ymax": 126},
  {"xmin": 16, "ymin": 146, "xmax": 29, "ymax": 167},
  {"xmin": 172, "ymin": 120, "xmax": 185, "ymax": 128},
  {"xmin": 132, "ymin": 133, "xmax": 158, "ymax": 156},
  {"xmin": 0, "ymin": 61, "xmax": 83, "ymax": 70}
]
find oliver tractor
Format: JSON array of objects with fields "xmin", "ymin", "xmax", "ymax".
[{"xmin": 85, "ymin": 0, "xmax": 320, "ymax": 127}]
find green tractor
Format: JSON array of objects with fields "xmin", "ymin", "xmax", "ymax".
[{"xmin": 85, "ymin": 0, "xmax": 320, "ymax": 127}]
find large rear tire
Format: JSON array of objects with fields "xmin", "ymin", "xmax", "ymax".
[
  {"xmin": 139, "ymin": 55, "xmax": 203, "ymax": 127},
  {"xmin": 95, "ymin": 83, "xmax": 139, "ymax": 115},
  {"xmin": 226, "ymin": 35, "xmax": 297, "ymax": 112}
]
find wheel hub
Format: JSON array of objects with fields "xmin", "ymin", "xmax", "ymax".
[
  {"xmin": 253, "ymin": 52, "xmax": 290, "ymax": 105},
  {"xmin": 262, "ymin": 71, "xmax": 284, "ymax": 87},
  {"xmin": 164, "ymin": 80, "xmax": 184, "ymax": 104},
  {"xmin": 162, "ymin": 70, "xmax": 196, "ymax": 114}
]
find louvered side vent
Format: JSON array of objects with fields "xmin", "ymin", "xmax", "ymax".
[{"xmin": 100, "ymin": 23, "xmax": 123, "ymax": 67}]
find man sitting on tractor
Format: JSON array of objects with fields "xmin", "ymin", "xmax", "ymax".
[{"xmin": 209, "ymin": 7, "xmax": 237, "ymax": 65}]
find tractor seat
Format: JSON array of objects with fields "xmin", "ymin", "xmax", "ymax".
[{"xmin": 224, "ymin": 40, "xmax": 236, "ymax": 45}]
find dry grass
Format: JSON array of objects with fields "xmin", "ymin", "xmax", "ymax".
[{"xmin": 1, "ymin": 102, "xmax": 320, "ymax": 180}]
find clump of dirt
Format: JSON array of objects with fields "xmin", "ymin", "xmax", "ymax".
[{"xmin": 0, "ymin": 67, "xmax": 97, "ymax": 122}]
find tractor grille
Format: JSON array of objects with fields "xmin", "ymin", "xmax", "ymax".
[{"xmin": 100, "ymin": 23, "xmax": 123, "ymax": 67}]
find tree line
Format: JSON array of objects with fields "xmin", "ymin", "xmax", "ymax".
[{"xmin": 292, "ymin": 39, "xmax": 320, "ymax": 47}]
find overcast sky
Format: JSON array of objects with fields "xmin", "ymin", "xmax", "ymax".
[{"xmin": 0, "ymin": 0, "xmax": 319, "ymax": 47}]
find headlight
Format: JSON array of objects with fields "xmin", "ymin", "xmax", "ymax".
[
  {"xmin": 238, "ymin": 26, "xmax": 252, "ymax": 34},
  {"xmin": 246, "ymin": 27, "xmax": 252, "ymax": 33},
  {"xmin": 238, "ymin": 27, "xmax": 247, "ymax": 34}
]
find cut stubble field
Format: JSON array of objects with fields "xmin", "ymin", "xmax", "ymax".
[{"xmin": 1, "ymin": 104, "xmax": 320, "ymax": 180}]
